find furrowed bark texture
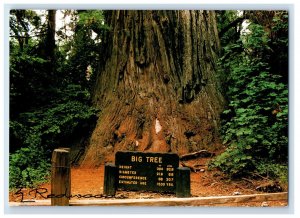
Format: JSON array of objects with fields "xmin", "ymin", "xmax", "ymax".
[{"xmin": 81, "ymin": 10, "xmax": 225, "ymax": 167}]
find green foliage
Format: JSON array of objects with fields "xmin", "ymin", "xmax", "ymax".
[
  {"xmin": 10, "ymin": 85, "xmax": 98, "ymax": 150},
  {"xmin": 9, "ymin": 10, "xmax": 101, "ymax": 189},
  {"xmin": 216, "ymin": 10, "xmax": 241, "ymax": 46},
  {"xmin": 9, "ymin": 145, "xmax": 51, "ymax": 188},
  {"xmin": 209, "ymin": 144, "xmax": 254, "ymax": 177},
  {"xmin": 211, "ymin": 11, "xmax": 288, "ymax": 179},
  {"xmin": 256, "ymin": 162, "xmax": 288, "ymax": 184},
  {"xmin": 10, "ymin": 40, "xmax": 51, "ymax": 115},
  {"xmin": 78, "ymin": 10, "xmax": 110, "ymax": 32},
  {"xmin": 10, "ymin": 85, "xmax": 98, "ymax": 188},
  {"xmin": 58, "ymin": 10, "xmax": 109, "ymax": 88}
]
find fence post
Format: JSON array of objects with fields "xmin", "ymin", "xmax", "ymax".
[
  {"xmin": 51, "ymin": 148, "xmax": 71, "ymax": 206},
  {"xmin": 103, "ymin": 163, "xmax": 117, "ymax": 196},
  {"xmin": 176, "ymin": 167, "xmax": 191, "ymax": 198}
]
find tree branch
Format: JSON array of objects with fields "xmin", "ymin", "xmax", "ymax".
[
  {"xmin": 219, "ymin": 16, "xmax": 249, "ymax": 38},
  {"xmin": 10, "ymin": 32, "xmax": 47, "ymax": 38}
]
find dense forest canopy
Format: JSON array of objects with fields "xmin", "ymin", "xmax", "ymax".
[{"xmin": 9, "ymin": 10, "xmax": 288, "ymax": 189}]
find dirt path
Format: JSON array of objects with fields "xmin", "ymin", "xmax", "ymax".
[{"xmin": 9, "ymin": 158, "xmax": 288, "ymax": 207}]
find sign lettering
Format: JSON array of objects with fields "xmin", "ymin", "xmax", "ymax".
[{"xmin": 115, "ymin": 151, "xmax": 179, "ymax": 192}]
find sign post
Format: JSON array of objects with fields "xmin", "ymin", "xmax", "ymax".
[
  {"xmin": 103, "ymin": 163, "xmax": 117, "ymax": 196},
  {"xmin": 51, "ymin": 148, "xmax": 71, "ymax": 206},
  {"xmin": 176, "ymin": 167, "xmax": 191, "ymax": 197}
]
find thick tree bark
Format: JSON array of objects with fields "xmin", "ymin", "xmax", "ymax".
[{"xmin": 81, "ymin": 10, "xmax": 225, "ymax": 166}]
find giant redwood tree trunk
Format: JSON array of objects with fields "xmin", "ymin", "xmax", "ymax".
[{"xmin": 81, "ymin": 10, "xmax": 225, "ymax": 167}]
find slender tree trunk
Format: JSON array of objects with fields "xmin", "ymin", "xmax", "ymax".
[
  {"xmin": 46, "ymin": 10, "xmax": 56, "ymax": 63},
  {"xmin": 14, "ymin": 10, "xmax": 30, "ymax": 51},
  {"xmin": 81, "ymin": 10, "xmax": 225, "ymax": 166}
]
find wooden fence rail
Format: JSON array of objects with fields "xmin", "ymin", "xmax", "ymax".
[{"xmin": 9, "ymin": 192, "xmax": 287, "ymax": 206}]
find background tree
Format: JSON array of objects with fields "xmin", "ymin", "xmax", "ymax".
[
  {"xmin": 81, "ymin": 10, "xmax": 225, "ymax": 166},
  {"xmin": 9, "ymin": 10, "xmax": 99, "ymax": 188},
  {"xmin": 57, "ymin": 10, "xmax": 107, "ymax": 88}
]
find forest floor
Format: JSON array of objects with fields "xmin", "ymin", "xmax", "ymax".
[{"xmin": 9, "ymin": 157, "xmax": 288, "ymax": 207}]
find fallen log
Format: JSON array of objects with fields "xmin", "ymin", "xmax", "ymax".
[
  {"xmin": 180, "ymin": 150, "xmax": 215, "ymax": 161},
  {"xmin": 181, "ymin": 162, "xmax": 205, "ymax": 172},
  {"xmin": 181, "ymin": 161, "xmax": 197, "ymax": 172}
]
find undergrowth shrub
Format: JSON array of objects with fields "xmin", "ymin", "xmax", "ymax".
[
  {"xmin": 9, "ymin": 85, "xmax": 98, "ymax": 189},
  {"xmin": 210, "ymin": 13, "xmax": 288, "ymax": 182},
  {"xmin": 9, "ymin": 145, "xmax": 50, "ymax": 188}
]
